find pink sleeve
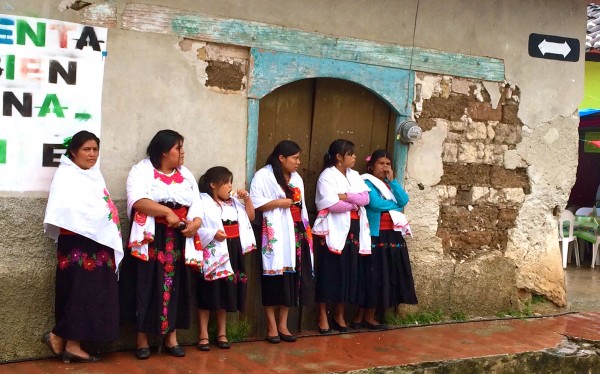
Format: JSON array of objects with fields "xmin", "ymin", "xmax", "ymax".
[
  {"xmin": 345, "ymin": 191, "xmax": 369, "ymax": 206},
  {"xmin": 328, "ymin": 200, "xmax": 358, "ymax": 213}
]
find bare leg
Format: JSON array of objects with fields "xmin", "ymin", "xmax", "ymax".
[
  {"xmin": 353, "ymin": 307, "xmax": 366, "ymax": 324},
  {"xmin": 198, "ymin": 309, "xmax": 210, "ymax": 342},
  {"xmin": 48, "ymin": 331, "xmax": 65, "ymax": 354},
  {"xmin": 265, "ymin": 306, "xmax": 278, "ymax": 337},
  {"xmin": 334, "ymin": 303, "xmax": 346, "ymax": 327},
  {"xmin": 277, "ymin": 306, "xmax": 291, "ymax": 335},
  {"xmin": 216, "ymin": 310, "xmax": 228, "ymax": 342},
  {"xmin": 364, "ymin": 308, "xmax": 378, "ymax": 325},
  {"xmin": 165, "ymin": 329, "xmax": 178, "ymax": 348},
  {"xmin": 137, "ymin": 332, "xmax": 149, "ymax": 349},
  {"xmin": 317, "ymin": 303, "xmax": 329, "ymax": 330}
]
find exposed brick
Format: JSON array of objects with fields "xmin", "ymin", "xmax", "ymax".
[
  {"xmin": 205, "ymin": 60, "xmax": 245, "ymax": 91},
  {"xmin": 420, "ymin": 94, "xmax": 471, "ymax": 121},
  {"xmin": 416, "ymin": 118, "xmax": 436, "ymax": 131},
  {"xmin": 439, "ymin": 163, "xmax": 492, "ymax": 187},
  {"xmin": 502, "ymin": 103, "xmax": 521, "ymax": 125},
  {"xmin": 467, "ymin": 100, "xmax": 502, "ymax": 122},
  {"xmin": 490, "ymin": 167, "xmax": 530, "ymax": 192}
]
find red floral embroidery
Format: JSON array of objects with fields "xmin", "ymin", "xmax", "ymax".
[
  {"xmin": 57, "ymin": 254, "xmax": 70, "ymax": 270},
  {"xmin": 159, "ymin": 228, "xmax": 178, "ymax": 335},
  {"xmin": 57, "ymin": 248, "xmax": 114, "ymax": 271},
  {"xmin": 83, "ymin": 257, "xmax": 97, "ymax": 271},
  {"xmin": 154, "ymin": 169, "xmax": 184, "ymax": 185},
  {"xmin": 134, "ymin": 211, "xmax": 147, "ymax": 226},
  {"xmin": 103, "ymin": 188, "xmax": 121, "ymax": 236}
]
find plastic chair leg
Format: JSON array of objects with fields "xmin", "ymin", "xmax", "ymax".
[
  {"xmin": 561, "ymin": 240, "xmax": 569, "ymax": 269},
  {"xmin": 592, "ymin": 242, "xmax": 599, "ymax": 269},
  {"xmin": 574, "ymin": 240, "xmax": 581, "ymax": 267}
]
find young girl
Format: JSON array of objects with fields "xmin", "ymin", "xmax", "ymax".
[
  {"xmin": 250, "ymin": 140, "xmax": 314, "ymax": 343},
  {"xmin": 196, "ymin": 166, "xmax": 256, "ymax": 351},
  {"xmin": 313, "ymin": 139, "xmax": 371, "ymax": 333},
  {"xmin": 352, "ymin": 150, "xmax": 417, "ymax": 329}
]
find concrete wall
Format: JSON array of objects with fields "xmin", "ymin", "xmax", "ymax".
[{"xmin": 0, "ymin": 0, "xmax": 585, "ymax": 361}]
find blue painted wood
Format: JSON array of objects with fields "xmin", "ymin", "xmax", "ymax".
[
  {"xmin": 121, "ymin": 3, "xmax": 504, "ymax": 81},
  {"xmin": 250, "ymin": 49, "xmax": 413, "ymax": 116},
  {"xmin": 394, "ymin": 116, "xmax": 411, "ymax": 188},
  {"xmin": 246, "ymin": 98, "xmax": 260, "ymax": 185}
]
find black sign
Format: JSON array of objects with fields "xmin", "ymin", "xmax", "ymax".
[{"xmin": 528, "ymin": 33, "xmax": 579, "ymax": 62}]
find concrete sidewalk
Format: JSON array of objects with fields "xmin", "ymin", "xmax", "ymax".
[{"xmin": 3, "ymin": 312, "xmax": 600, "ymax": 373}]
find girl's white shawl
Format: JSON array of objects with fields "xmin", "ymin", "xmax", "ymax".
[
  {"xmin": 361, "ymin": 174, "xmax": 412, "ymax": 237},
  {"xmin": 197, "ymin": 193, "xmax": 256, "ymax": 280},
  {"xmin": 126, "ymin": 158, "xmax": 203, "ymax": 265},
  {"xmin": 313, "ymin": 166, "xmax": 371, "ymax": 254},
  {"xmin": 250, "ymin": 165, "xmax": 312, "ymax": 275},
  {"xmin": 44, "ymin": 155, "xmax": 124, "ymax": 271}
]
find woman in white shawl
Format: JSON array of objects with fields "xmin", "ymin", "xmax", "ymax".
[
  {"xmin": 123, "ymin": 130, "xmax": 202, "ymax": 360},
  {"xmin": 195, "ymin": 166, "xmax": 256, "ymax": 351},
  {"xmin": 351, "ymin": 149, "xmax": 417, "ymax": 331},
  {"xmin": 313, "ymin": 139, "xmax": 370, "ymax": 333},
  {"xmin": 250, "ymin": 140, "xmax": 314, "ymax": 344},
  {"xmin": 42, "ymin": 131, "xmax": 123, "ymax": 363}
]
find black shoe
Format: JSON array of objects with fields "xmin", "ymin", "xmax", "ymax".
[
  {"xmin": 363, "ymin": 321, "xmax": 388, "ymax": 331},
  {"xmin": 216, "ymin": 335, "xmax": 231, "ymax": 349},
  {"xmin": 278, "ymin": 332, "xmax": 297, "ymax": 343},
  {"xmin": 331, "ymin": 319, "xmax": 348, "ymax": 333},
  {"xmin": 163, "ymin": 344, "xmax": 185, "ymax": 357},
  {"xmin": 318, "ymin": 326, "xmax": 333, "ymax": 334},
  {"xmin": 350, "ymin": 321, "xmax": 363, "ymax": 330},
  {"xmin": 61, "ymin": 350, "xmax": 100, "ymax": 364},
  {"xmin": 135, "ymin": 347, "xmax": 151, "ymax": 360},
  {"xmin": 197, "ymin": 338, "xmax": 210, "ymax": 352},
  {"xmin": 266, "ymin": 335, "xmax": 281, "ymax": 344}
]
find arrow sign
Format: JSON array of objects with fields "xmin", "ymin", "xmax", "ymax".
[{"xmin": 528, "ymin": 33, "xmax": 579, "ymax": 62}]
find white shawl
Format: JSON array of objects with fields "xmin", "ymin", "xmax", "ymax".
[
  {"xmin": 362, "ymin": 174, "xmax": 412, "ymax": 238},
  {"xmin": 44, "ymin": 155, "xmax": 124, "ymax": 271},
  {"xmin": 250, "ymin": 165, "xmax": 311, "ymax": 275},
  {"xmin": 313, "ymin": 166, "xmax": 371, "ymax": 255},
  {"xmin": 126, "ymin": 158, "xmax": 203, "ymax": 265},
  {"xmin": 197, "ymin": 193, "xmax": 256, "ymax": 280}
]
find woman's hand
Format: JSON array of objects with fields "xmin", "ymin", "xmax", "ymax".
[
  {"xmin": 165, "ymin": 209, "xmax": 181, "ymax": 228},
  {"xmin": 214, "ymin": 230, "xmax": 227, "ymax": 242},
  {"xmin": 279, "ymin": 198, "xmax": 294, "ymax": 208},
  {"xmin": 338, "ymin": 193, "xmax": 348, "ymax": 201},
  {"xmin": 180, "ymin": 217, "xmax": 202, "ymax": 238},
  {"xmin": 236, "ymin": 189, "xmax": 251, "ymax": 200},
  {"xmin": 385, "ymin": 167, "xmax": 394, "ymax": 181}
]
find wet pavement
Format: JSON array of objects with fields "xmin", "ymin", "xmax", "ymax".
[{"xmin": 2, "ymin": 265, "xmax": 599, "ymax": 373}]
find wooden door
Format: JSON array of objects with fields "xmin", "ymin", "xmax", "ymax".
[{"xmin": 257, "ymin": 78, "xmax": 396, "ymax": 215}]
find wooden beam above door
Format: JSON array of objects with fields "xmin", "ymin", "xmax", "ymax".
[{"xmin": 121, "ymin": 3, "xmax": 505, "ymax": 81}]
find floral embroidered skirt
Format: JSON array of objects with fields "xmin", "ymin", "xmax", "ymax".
[
  {"xmin": 373, "ymin": 230, "xmax": 418, "ymax": 306},
  {"xmin": 315, "ymin": 219, "xmax": 364, "ymax": 305},
  {"xmin": 261, "ymin": 222, "xmax": 315, "ymax": 307},
  {"xmin": 54, "ymin": 233, "xmax": 119, "ymax": 342},
  {"xmin": 121, "ymin": 224, "xmax": 190, "ymax": 336},
  {"xmin": 196, "ymin": 237, "xmax": 247, "ymax": 312}
]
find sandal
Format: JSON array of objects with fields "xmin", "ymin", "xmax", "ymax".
[
  {"xmin": 216, "ymin": 335, "xmax": 230, "ymax": 349},
  {"xmin": 197, "ymin": 338, "xmax": 210, "ymax": 352}
]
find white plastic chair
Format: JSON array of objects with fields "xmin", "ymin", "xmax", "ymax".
[
  {"xmin": 574, "ymin": 207, "xmax": 600, "ymax": 268},
  {"xmin": 558, "ymin": 210, "xmax": 579, "ymax": 268}
]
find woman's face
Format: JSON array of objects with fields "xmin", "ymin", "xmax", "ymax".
[
  {"xmin": 71, "ymin": 139, "xmax": 99, "ymax": 170},
  {"xmin": 213, "ymin": 178, "xmax": 233, "ymax": 201},
  {"xmin": 161, "ymin": 141, "xmax": 184, "ymax": 170},
  {"xmin": 279, "ymin": 152, "xmax": 301, "ymax": 175},
  {"xmin": 371, "ymin": 156, "xmax": 392, "ymax": 180},
  {"xmin": 339, "ymin": 152, "xmax": 356, "ymax": 169}
]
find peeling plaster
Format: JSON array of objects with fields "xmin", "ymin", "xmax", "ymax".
[
  {"xmin": 407, "ymin": 120, "xmax": 448, "ymax": 186},
  {"xmin": 483, "ymin": 81, "xmax": 501, "ymax": 109}
]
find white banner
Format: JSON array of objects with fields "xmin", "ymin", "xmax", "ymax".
[{"xmin": 0, "ymin": 14, "xmax": 107, "ymax": 191}]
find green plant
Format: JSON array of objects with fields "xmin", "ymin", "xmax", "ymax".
[
  {"xmin": 228, "ymin": 318, "xmax": 250, "ymax": 343},
  {"xmin": 531, "ymin": 294, "xmax": 546, "ymax": 305},
  {"xmin": 450, "ymin": 311, "xmax": 468, "ymax": 321},
  {"xmin": 385, "ymin": 310, "xmax": 445, "ymax": 326}
]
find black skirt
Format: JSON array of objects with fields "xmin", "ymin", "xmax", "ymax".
[
  {"xmin": 196, "ymin": 236, "xmax": 247, "ymax": 312},
  {"xmin": 53, "ymin": 233, "xmax": 119, "ymax": 342},
  {"xmin": 120, "ymin": 223, "xmax": 191, "ymax": 336},
  {"xmin": 375, "ymin": 230, "xmax": 418, "ymax": 306},
  {"xmin": 315, "ymin": 219, "xmax": 363, "ymax": 305},
  {"xmin": 360, "ymin": 239, "xmax": 391, "ymax": 309},
  {"xmin": 261, "ymin": 221, "xmax": 315, "ymax": 307}
]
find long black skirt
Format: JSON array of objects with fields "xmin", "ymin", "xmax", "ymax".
[
  {"xmin": 315, "ymin": 219, "xmax": 363, "ymax": 305},
  {"xmin": 196, "ymin": 236, "xmax": 247, "ymax": 312},
  {"xmin": 375, "ymin": 230, "xmax": 418, "ymax": 306},
  {"xmin": 53, "ymin": 233, "xmax": 119, "ymax": 342},
  {"xmin": 121, "ymin": 224, "xmax": 190, "ymax": 336},
  {"xmin": 360, "ymin": 239, "xmax": 390, "ymax": 309},
  {"xmin": 262, "ymin": 221, "xmax": 315, "ymax": 307}
]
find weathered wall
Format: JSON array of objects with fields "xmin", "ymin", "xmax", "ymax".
[{"xmin": 0, "ymin": 0, "xmax": 584, "ymax": 361}]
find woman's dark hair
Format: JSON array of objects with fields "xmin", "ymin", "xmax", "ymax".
[
  {"xmin": 265, "ymin": 140, "xmax": 301, "ymax": 199},
  {"xmin": 66, "ymin": 130, "xmax": 100, "ymax": 159},
  {"xmin": 198, "ymin": 166, "xmax": 233, "ymax": 198},
  {"xmin": 146, "ymin": 129, "xmax": 184, "ymax": 169},
  {"xmin": 366, "ymin": 149, "xmax": 393, "ymax": 174},
  {"xmin": 322, "ymin": 139, "xmax": 355, "ymax": 170}
]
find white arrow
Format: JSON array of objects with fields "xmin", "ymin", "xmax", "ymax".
[{"xmin": 538, "ymin": 39, "xmax": 571, "ymax": 57}]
